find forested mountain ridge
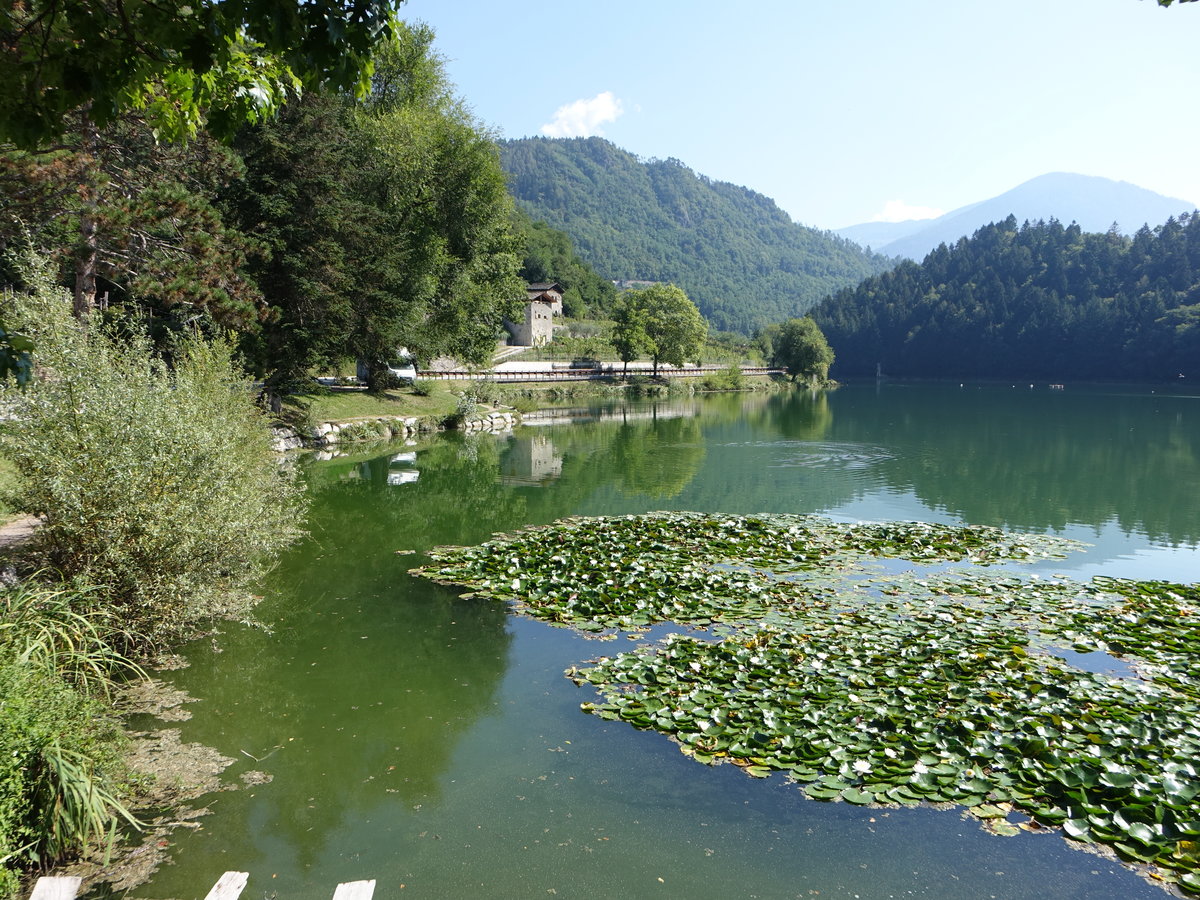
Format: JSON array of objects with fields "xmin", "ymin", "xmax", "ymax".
[
  {"xmin": 500, "ymin": 137, "xmax": 893, "ymax": 334},
  {"xmin": 812, "ymin": 213, "xmax": 1200, "ymax": 380}
]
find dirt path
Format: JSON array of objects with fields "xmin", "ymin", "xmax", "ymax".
[{"xmin": 0, "ymin": 514, "xmax": 37, "ymax": 549}]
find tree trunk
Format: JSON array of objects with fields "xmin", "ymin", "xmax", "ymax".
[
  {"xmin": 73, "ymin": 110, "xmax": 99, "ymax": 320},
  {"xmin": 74, "ymin": 207, "xmax": 98, "ymax": 319}
]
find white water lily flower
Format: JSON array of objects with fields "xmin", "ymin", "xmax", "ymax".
[
  {"xmin": 913, "ymin": 762, "xmax": 929, "ymax": 774},
  {"xmin": 512, "ymin": 578, "xmax": 521, "ymax": 591},
  {"xmin": 853, "ymin": 759, "xmax": 873, "ymax": 775}
]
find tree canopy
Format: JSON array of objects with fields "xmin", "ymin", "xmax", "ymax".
[
  {"xmin": 613, "ymin": 283, "xmax": 707, "ymax": 376},
  {"xmin": 224, "ymin": 24, "xmax": 522, "ymax": 393},
  {"xmin": 772, "ymin": 317, "xmax": 835, "ymax": 383},
  {"xmin": 3, "ymin": 20, "xmax": 526, "ymax": 396},
  {"xmin": 0, "ymin": 0, "xmax": 405, "ymax": 147}
]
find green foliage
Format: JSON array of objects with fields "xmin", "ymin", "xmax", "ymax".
[
  {"xmin": 227, "ymin": 25, "xmax": 523, "ymax": 392},
  {"xmin": 0, "ymin": 580, "xmax": 137, "ymax": 890},
  {"xmin": 772, "ymin": 317, "xmax": 835, "ymax": 382},
  {"xmin": 0, "ymin": 0, "xmax": 404, "ymax": 147},
  {"xmin": 0, "ymin": 657, "xmax": 132, "ymax": 889},
  {"xmin": 700, "ymin": 364, "xmax": 745, "ymax": 391},
  {"xmin": 0, "ymin": 321, "xmax": 33, "ymax": 386},
  {"xmin": 501, "ymin": 137, "xmax": 893, "ymax": 333},
  {"xmin": 463, "ymin": 380, "xmax": 502, "ymax": 406},
  {"xmin": 410, "ymin": 379, "xmax": 436, "ymax": 397},
  {"xmin": 511, "ymin": 208, "xmax": 617, "ymax": 317},
  {"xmin": 450, "ymin": 393, "xmax": 479, "ymax": 426},
  {"xmin": 613, "ymin": 284, "xmax": 707, "ymax": 376},
  {"xmin": 537, "ymin": 328, "xmax": 614, "ymax": 363},
  {"xmin": 0, "ymin": 580, "xmax": 145, "ymax": 698},
  {"xmin": 704, "ymin": 330, "xmax": 762, "ymax": 365},
  {"xmin": 2, "ymin": 118, "xmax": 263, "ymax": 326},
  {"xmin": 813, "ymin": 213, "xmax": 1200, "ymax": 379},
  {"xmin": 0, "ymin": 258, "xmax": 305, "ymax": 648}
]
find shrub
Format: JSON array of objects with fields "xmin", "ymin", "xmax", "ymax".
[
  {"xmin": 0, "ymin": 657, "xmax": 133, "ymax": 895},
  {"xmin": 410, "ymin": 379, "xmax": 436, "ymax": 397},
  {"xmin": 0, "ymin": 257, "xmax": 306, "ymax": 649},
  {"xmin": 464, "ymin": 379, "xmax": 500, "ymax": 405},
  {"xmin": 452, "ymin": 393, "xmax": 479, "ymax": 424}
]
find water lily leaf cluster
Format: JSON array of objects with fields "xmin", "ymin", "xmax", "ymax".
[
  {"xmin": 417, "ymin": 513, "xmax": 1080, "ymax": 631},
  {"xmin": 413, "ymin": 513, "xmax": 1200, "ymax": 892}
]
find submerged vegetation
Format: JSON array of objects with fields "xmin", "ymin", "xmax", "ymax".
[{"xmin": 416, "ymin": 512, "xmax": 1200, "ymax": 893}]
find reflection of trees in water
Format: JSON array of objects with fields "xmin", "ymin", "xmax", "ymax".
[
  {"xmin": 165, "ymin": 439, "xmax": 519, "ymax": 871},
  {"xmin": 763, "ymin": 389, "xmax": 833, "ymax": 441},
  {"xmin": 608, "ymin": 414, "xmax": 706, "ymax": 500},
  {"xmin": 832, "ymin": 387, "xmax": 1200, "ymax": 544}
]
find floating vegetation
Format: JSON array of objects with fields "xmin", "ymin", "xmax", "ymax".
[
  {"xmin": 413, "ymin": 513, "xmax": 1200, "ymax": 893},
  {"xmin": 418, "ymin": 513, "xmax": 1081, "ymax": 631}
]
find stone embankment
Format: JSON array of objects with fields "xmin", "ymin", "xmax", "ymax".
[{"xmin": 271, "ymin": 410, "xmax": 520, "ymax": 452}]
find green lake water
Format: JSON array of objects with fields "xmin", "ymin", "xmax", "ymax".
[{"xmin": 130, "ymin": 382, "xmax": 1200, "ymax": 899}]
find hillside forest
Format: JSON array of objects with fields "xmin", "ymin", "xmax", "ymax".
[
  {"xmin": 501, "ymin": 137, "xmax": 892, "ymax": 334},
  {"xmin": 813, "ymin": 214, "xmax": 1200, "ymax": 381}
]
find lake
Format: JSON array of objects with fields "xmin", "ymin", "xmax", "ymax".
[{"xmin": 129, "ymin": 382, "xmax": 1200, "ymax": 899}]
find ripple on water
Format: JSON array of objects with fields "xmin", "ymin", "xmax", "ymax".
[{"xmin": 760, "ymin": 440, "xmax": 896, "ymax": 471}]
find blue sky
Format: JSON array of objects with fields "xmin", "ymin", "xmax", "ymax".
[{"xmin": 401, "ymin": 0, "xmax": 1200, "ymax": 230}]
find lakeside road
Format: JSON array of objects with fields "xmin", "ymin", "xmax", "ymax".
[{"xmin": 419, "ymin": 361, "xmax": 785, "ymax": 382}]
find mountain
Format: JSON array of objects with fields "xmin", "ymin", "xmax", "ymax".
[
  {"xmin": 813, "ymin": 213, "xmax": 1200, "ymax": 380},
  {"xmin": 837, "ymin": 173, "xmax": 1198, "ymax": 260},
  {"xmin": 500, "ymin": 137, "xmax": 892, "ymax": 334}
]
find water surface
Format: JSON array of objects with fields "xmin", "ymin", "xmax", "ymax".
[{"xmin": 132, "ymin": 382, "xmax": 1199, "ymax": 899}]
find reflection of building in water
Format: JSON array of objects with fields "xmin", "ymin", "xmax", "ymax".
[
  {"xmin": 499, "ymin": 433, "xmax": 563, "ymax": 486},
  {"xmin": 387, "ymin": 451, "xmax": 419, "ymax": 485}
]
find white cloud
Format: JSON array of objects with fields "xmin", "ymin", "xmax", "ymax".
[
  {"xmin": 870, "ymin": 200, "xmax": 945, "ymax": 223},
  {"xmin": 540, "ymin": 91, "xmax": 624, "ymax": 138}
]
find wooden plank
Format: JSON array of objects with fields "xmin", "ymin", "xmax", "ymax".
[
  {"xmin": 29, "ymin": 877, "xmax": 81, "ymax": 900},
  {"xmin": 331, "ymin": 880, "xmax": 376, "ymax": 900},
  {"xmin": 203, "ymin": 871, "xmax": 249, "ymax": 900}
]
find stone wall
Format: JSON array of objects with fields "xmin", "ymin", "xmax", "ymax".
[{"xmin": 271, "ymin": 410, "xmax": 520, "ymax": 452}]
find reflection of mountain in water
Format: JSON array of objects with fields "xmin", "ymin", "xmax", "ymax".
[{"xmin": 827, "ymin": 384, "xmax": 1200, "ymax": 545}]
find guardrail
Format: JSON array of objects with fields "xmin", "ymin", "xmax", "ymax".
[{"xmin": 418, "ymin": 366, "xmax": 786, "ymax": 383}]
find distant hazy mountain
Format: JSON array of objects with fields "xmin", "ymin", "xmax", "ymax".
[
  {"xmin": 837, "ymin": 173, "xmax": 1197, "ymax": 260},
  {"xmin": 500, "ymin": 137, "xmax": 892, "ymax": 334}
]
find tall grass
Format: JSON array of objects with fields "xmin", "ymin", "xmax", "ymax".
[
  {"xmin": 1, "ymin": 581, "xmax": 140, "ymax": 896},
  {"xmin": 0, "ymin": 580, "xmax": 146, "ymax": 696}
]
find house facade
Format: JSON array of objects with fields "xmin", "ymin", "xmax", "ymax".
[{"xmin": 505, "ymin": 282, "xmax": 564, "ymax": 346}]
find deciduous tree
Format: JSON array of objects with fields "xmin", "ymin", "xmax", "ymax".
[
  {"xmin": 614, "ymin": 283, "xmax": 707, "ymax": 376},
  {"xmin": 0, "ymin": 0, "xmax": 404, "ymax": 148},
  {"xmin": 773, "ymin": 316, "xmax": 835, "ymax": 384}
]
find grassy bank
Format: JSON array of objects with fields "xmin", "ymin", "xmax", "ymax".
[
  {"xmin": 279, "ymin": 381, "xmax": 461, "ymax": 430},
  {"xmin": 279, "ymin": 373, "xmax": 788, "ymax": 436}
]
